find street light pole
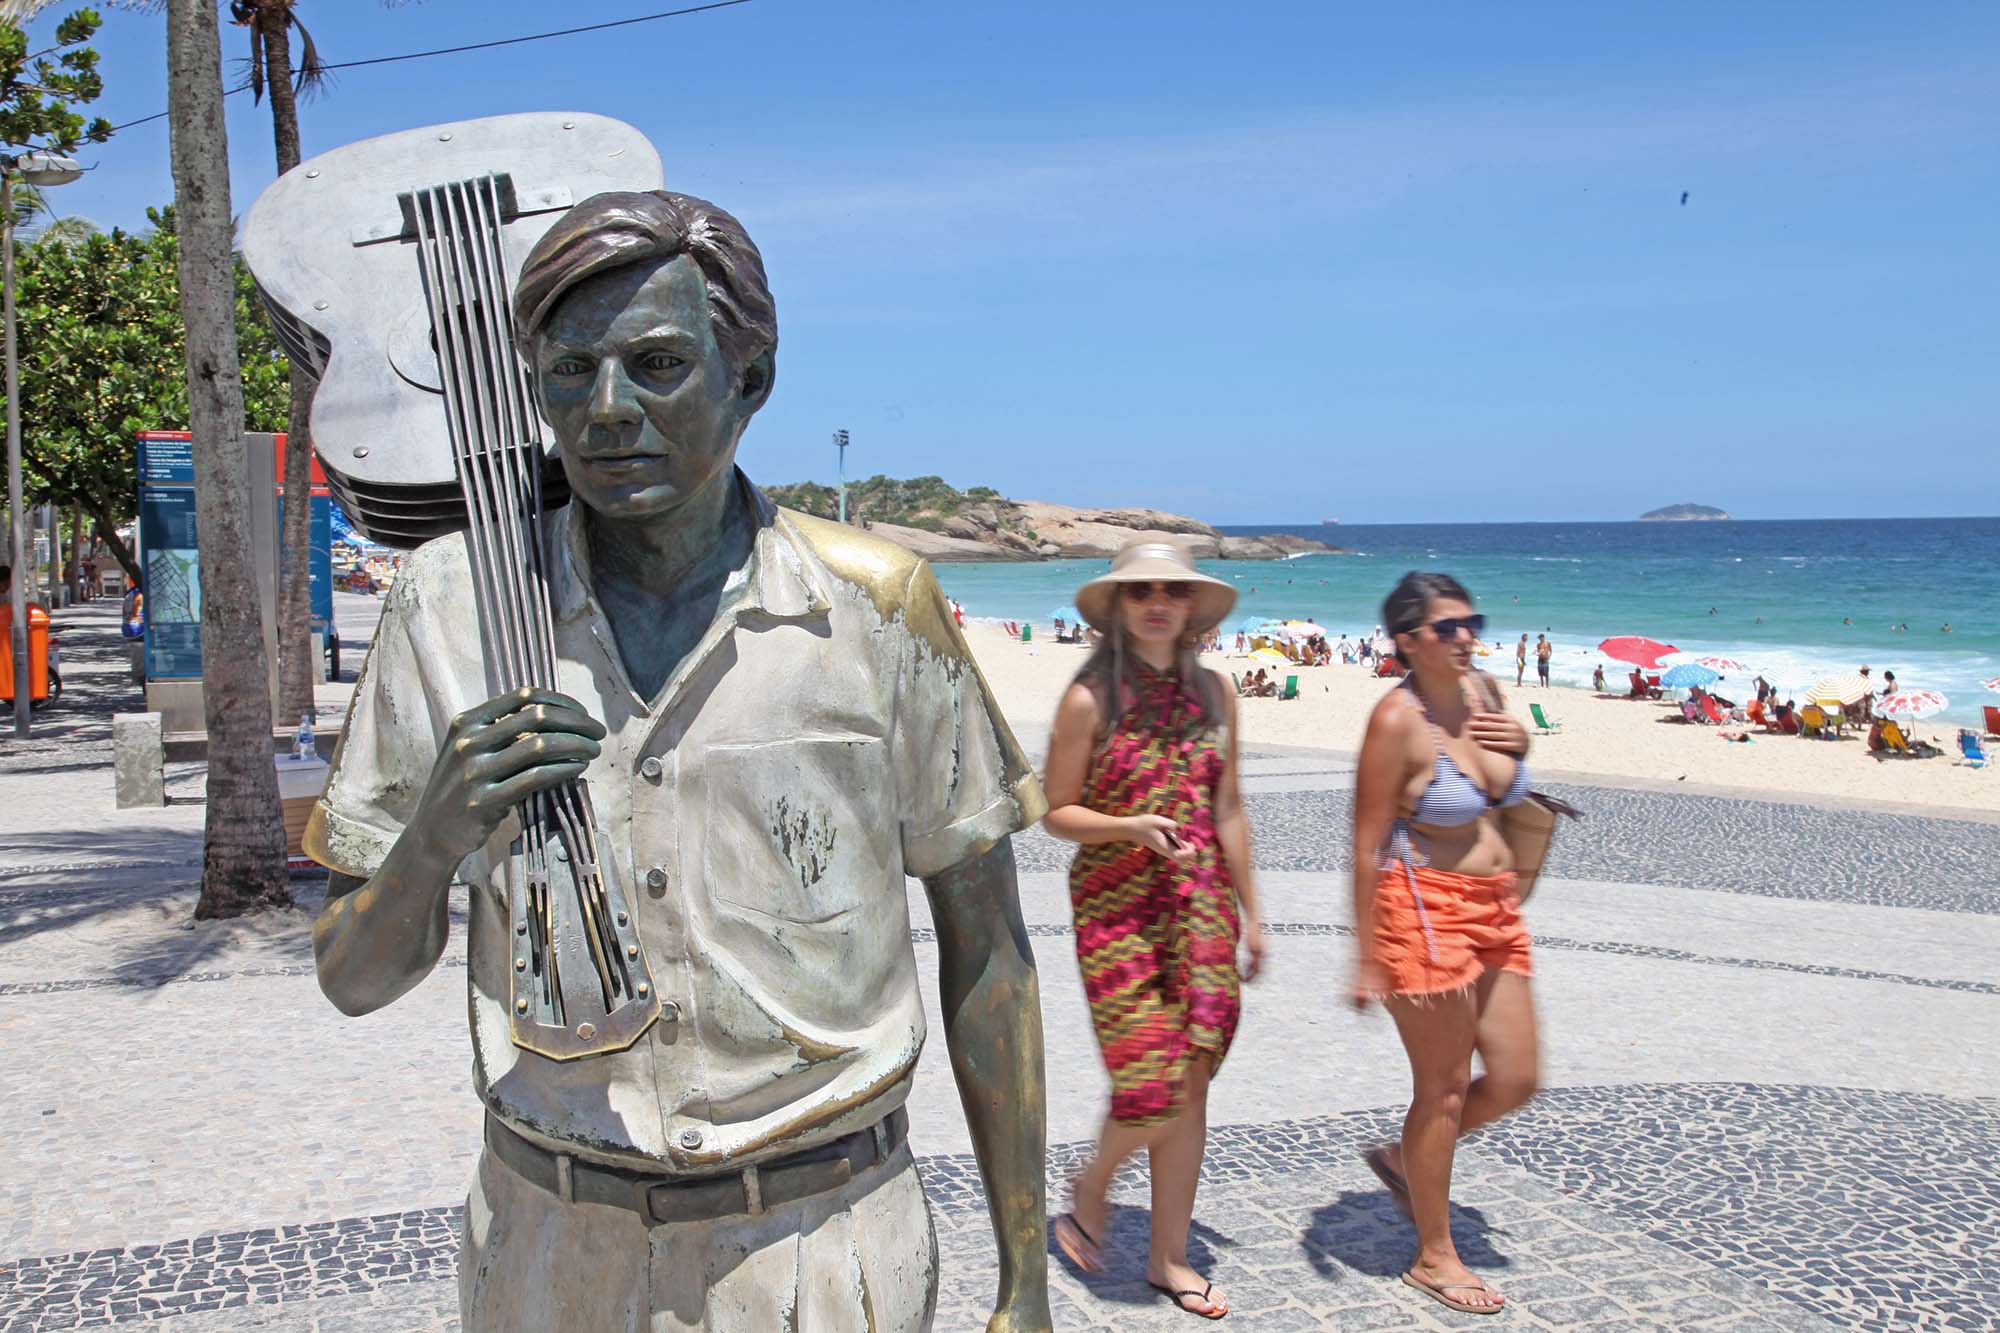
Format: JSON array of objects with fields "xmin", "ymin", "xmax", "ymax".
[
  {"xmin": 4, "ymin": 151, "xmax": 84, "ymax": 738},
  {"xmin": 833, "ymin": 428, "xmax": 850, "ymax": 524},
  {"xmin": 6, "ymin": 162, "xmax": 27, "ymax": 736}
]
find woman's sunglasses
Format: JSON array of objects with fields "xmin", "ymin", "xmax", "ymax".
[
  {"xmin": 1120, "ymin": 581, "xmax": 1195, "ymax": 603},
  {"xmin": 1420, "ymin": 613, "xmax": 1486, "ymax": 640}
]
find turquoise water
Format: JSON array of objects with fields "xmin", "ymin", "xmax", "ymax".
[{"xmin": 930, "ymin": 517, "xmax": 2000, "ymax": 727}]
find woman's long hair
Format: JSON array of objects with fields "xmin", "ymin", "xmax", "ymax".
[{"xmin": 1073, "ymin": 616, "xmax": 1225, "ymax": 753}]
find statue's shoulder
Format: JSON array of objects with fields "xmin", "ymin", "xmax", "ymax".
[{"xmin": 779, "ymin": 507, "xmax": 927, "ymax": 603}]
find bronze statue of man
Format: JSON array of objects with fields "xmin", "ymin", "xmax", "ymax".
[{"xmin": 306, "ymin": 190, "xmax": 1053, "ymax": 1331}]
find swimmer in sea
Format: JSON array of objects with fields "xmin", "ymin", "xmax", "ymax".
[
  {"xmin": 1843, "ymin": 618, "xmax": 1853, "ymax": 626},
  {"xmin": 1942, "ymin": 624, "xmax": 1953, "ymax": 633}
]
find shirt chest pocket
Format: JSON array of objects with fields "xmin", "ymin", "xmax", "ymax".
[{"xmin": 702, "ymin": 735, "xmax": 889, "ymax": 926}]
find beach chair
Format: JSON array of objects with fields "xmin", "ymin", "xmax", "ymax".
[
  {"xmin": 1699, "ymin": 696, "xmax": 1729, "ymax": 725},
  {"xmin": 1799, "ymin": 704, "xmax": 1829, "ymax": 739},
  {"xmin": 1959, "ymin": 730, "xmax": 1989, "ymax": 768},
  {"xmin": 1874, "ymin": 720, "xmax": 1914, "ymax": 759},
  {"xmin": 1985, "ymin": 706, "xmax": 2000, "ymax": 739},
  {"xmin": 1278, "ymin": 675, "xmax": 1299, "ymax": 701},
  {"xmin": 1529, "ymin": 703, "xmax": 1561, "ymax": 733}
]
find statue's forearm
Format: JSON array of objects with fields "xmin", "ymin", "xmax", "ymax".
[
  {"xmin": 926, "ymin": 843, "xmax": 1052, "ymax": 1326},
  {"xmin": 311, "ymin": 834, "xmax": 457, "ymax": 1016}
]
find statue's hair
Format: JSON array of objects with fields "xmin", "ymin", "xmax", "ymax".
[{"xmin": 512, "ymin": 190, "xmax": 777, "ymax": 384}]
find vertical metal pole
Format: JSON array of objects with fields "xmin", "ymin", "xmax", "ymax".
[
  {"xmin": 834, "ymin": 428, "xmax": 849, "ymax": 524},
  {"xmin": 5, "ymin": 169, "xmax": 31, "ymax": 736}
]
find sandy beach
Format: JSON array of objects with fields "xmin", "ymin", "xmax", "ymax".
[{"xmin": 964, "ymin": 623, "xmax": 2000, "ymax": 818}]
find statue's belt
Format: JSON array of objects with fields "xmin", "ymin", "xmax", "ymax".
[{"xmin": 483, "ymin": 1108, "xmax": 908, "ymax": 1225}]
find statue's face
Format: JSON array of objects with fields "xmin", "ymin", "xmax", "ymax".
[{"xmin": 533, "ymin": 254, "xmax": 768, "ymax": 521}]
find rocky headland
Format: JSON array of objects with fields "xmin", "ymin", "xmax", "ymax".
[
  {"xmin": 764, "ymin": 476, "xmax": 1345, "ymax": 562},
  {"xmin": 1640, "ymin": 502, "xmax": 1732, "ymax": 521}
]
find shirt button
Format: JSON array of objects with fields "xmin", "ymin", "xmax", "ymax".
[
  {"xmin": 639, "ymin": 755, "xmax": 664, "ymax": 781},
  {"xmin": 644, "ymin": 866, "xmax": 667, "ymax": 897},
  {"xmin": 679, "ymin": 1127, "xmax": 703, "ymax": 1149}
]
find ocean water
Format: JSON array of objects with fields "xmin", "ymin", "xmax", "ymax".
[{"xmin": 929, "ymin": 517, "xmax": 2000, "ymax": 728}]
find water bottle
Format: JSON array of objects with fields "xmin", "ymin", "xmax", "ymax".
[{"xmin": 294, "ymin": 712, "xmax": 316, "ymax": 761}]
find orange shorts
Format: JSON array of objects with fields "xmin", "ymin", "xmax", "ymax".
[{"xmin": 1373, "ymin": 861, "xmax": 1532, "ymax": 996}]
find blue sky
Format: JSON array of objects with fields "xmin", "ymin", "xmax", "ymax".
[{"xmin": 30, "ymin": 1, "xmax": 2000, "ymax": 523}]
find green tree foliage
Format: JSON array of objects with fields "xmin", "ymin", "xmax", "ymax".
[
  {"xmin": 7, "ymin": 207, "xmax": 289, "ymax": 579},
  {"xmin": 0, "ymin": 9, "xmax": 113, "ymax": 157},
  {"xmin": 765, "ymin": 474, "xmax": 1026, "ymax": 531}
]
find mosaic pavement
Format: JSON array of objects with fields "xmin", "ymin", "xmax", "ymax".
[{"xmin": 4, "ymin": 602, "xmax": 1997, "ymax": 1330}]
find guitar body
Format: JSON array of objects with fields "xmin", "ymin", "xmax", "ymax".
[{"xmin": 242, "ymin": 112, "xmax": 664, "ymax": 548}]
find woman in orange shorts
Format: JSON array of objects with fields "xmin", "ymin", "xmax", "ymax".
[{"xmin": 1351, "ymin": 571, "xmax": 1540, "ymax": 1316}]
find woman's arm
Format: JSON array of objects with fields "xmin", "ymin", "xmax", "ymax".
[
  {"xmin": 1469, "ymin": 671, "xmax": 1532, "ymax": 759},
  {"xmin": 1041, "ymin": 681, "xmax": 1191, "ymax": 860},
  {"xmin": 1209, "ymin": 675, "xmax": 1264, "ymax": 979},
  {"xmin": 1349, "ymin": 695, "xmax": 1412, "ymax": 1007}
]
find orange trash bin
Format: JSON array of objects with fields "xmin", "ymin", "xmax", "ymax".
[{"xmin": 0, "ymin": 603, "xmax": 51, "ymax": 702}]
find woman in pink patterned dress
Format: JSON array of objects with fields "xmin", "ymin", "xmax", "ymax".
[{"xmin": 1042, "ymin": 541, "xmax": 1266, "ymax": 1320}]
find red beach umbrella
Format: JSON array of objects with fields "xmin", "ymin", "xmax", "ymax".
[{"xmin": 1598, "ymin": 636, "xmax": 1679, "ymax": 670}]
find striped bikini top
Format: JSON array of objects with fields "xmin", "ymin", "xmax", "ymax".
[
  {"xmin": 1405, "ymin": 679, "xmax": 1530, "ymax": 824},
  {"xmin": 1382, "ymin": 679, "xmax": 1530, "ymax": 867}
]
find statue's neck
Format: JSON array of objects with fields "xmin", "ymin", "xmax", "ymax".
[{"xmin": 585, "ymin": 467, "xmax": 752, "ymax": 597}]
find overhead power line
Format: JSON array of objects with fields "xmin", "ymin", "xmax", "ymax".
[{"xmin": 105, "ymin": 0, "xmax": 754, "ymax": 134}]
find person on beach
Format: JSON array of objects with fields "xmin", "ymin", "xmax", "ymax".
[
  {"xmin": 1591, "ymin": 663, "xmax": 1606, "ymax": 693},
  {"xmin": 1350, "ymin": 571, "xmax": 1539, "ymax": 1317},
  {"xmin": 1514, "ymin": 634, "xmax": 1528, "ymax": 687},
  {"xmin": 1044, "ymin": 540, "xmax": 1266, "ymax": 1321},
  {"xmin": 1535, "ymin": 634, "xmax": 1552, "ymax": 688}
]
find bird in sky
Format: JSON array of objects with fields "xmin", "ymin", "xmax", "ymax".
[{"xmin": 1680, "ymin": 191, "xmax": 1690, "ymax": 206}]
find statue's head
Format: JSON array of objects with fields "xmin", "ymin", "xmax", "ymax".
[{"xmin": 514, "ymin": 190, "xmax": 777, "ymax": 520}]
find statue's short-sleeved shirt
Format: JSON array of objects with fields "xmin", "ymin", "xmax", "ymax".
[{"xmin": 306, "ymin": 475, "xmax": 1045, "ymax": 1172}]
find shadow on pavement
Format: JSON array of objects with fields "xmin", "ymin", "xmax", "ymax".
[{"xmin": 1302, "ymin": 1190, "xmax": 1511, "ymax": 1278}]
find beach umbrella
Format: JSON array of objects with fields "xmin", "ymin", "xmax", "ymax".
[
  {"xmin": 1807, "ymin": 672, "xmax": 1872, "ymax": 706},
  {"xmin": 1659, "ymin": 663, "xmax": 1719, "ymax": 690},
  {"xmin": 1048, "ymin": 606, "xmax": 1081, "ymax": 623},
  {"xmin": 1877, "ymin": 689, "xmax": 1948, "ymax": 720},
  {"xmin": 1248, "ymin": 647, "xmax": 1293, "ymax": 667},
  {"xmin": 1694, "ymin": 656, "xmax": 1750, "ymax": 673},
  {"xmin": 1598, "ymin": 636, "xmax": 1679, "ymax": 669},
  {"xmin": 1983, "ymin": 676, "xmax": 2000, "ymax": 693}
]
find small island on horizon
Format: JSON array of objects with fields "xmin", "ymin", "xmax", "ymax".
[
  {"xmin": 1639, "ymin": 502, "xmax": 1732, "ymax": 521},
  {"xmin": 764, "ymin": 474, "xmax": 1347, "ymax": 562}
]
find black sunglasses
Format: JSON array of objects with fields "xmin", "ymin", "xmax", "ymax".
[
  {"xmin": 1420, "ymin": 613, "xmax": 1486, "ymax": 641},
  {"xmin": 1120, "ymin": 581, "xmax": 1195, "ymax": 602}
]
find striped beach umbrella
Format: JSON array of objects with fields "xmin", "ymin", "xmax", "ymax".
[
  {"xmin": 1983, "ymin": 677, "xmax": 2000, "ymax": 693},
  {"xmin": 1598, "ymin": 636, "xmax": 1679, "ymax": 669},
  {"xmin": 1877, "ymin": 689, "xmax": 1948, "ymax": 720},
  {"xmin": 1807, "ymin": 672, "xmax": 1872, "ymax": 706}
]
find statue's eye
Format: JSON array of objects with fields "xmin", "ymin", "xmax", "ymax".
[
  {"xmin": 637, "ymin": 351, "xmax": 685, "ymax": 374},
  {"xmin": 548, "ymin": 357, "xmax": 591, "ymax": 377}
]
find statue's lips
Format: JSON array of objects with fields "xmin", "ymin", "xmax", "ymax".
[{"xmin": 577, "ymin": 452, "xmax": 668, "ymax": 469}]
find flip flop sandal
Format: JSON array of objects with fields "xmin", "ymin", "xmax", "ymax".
[
  {"xmin": 1401, "ymin": 1270, "xmax": 1504, "ymax": 1315},
  {"xmin": 1148, "ymin": 1279, "xmax": 1228, "ymax": 1320},
  {"xmin": 1365, "ymin": 1145, "xmax": 1414, "ymax": 1220},
  {"xmin": 1052, "ymin": 1212, "xmax": 1103, "ymax": 1274}
]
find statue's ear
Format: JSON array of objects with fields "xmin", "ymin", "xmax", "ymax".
[{"xmin": 738, "ymin": 350, "xmax": 776, "ymax": 413}]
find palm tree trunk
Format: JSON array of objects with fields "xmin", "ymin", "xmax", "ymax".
[
  {"xmin": 261, "ymin": 7, "xmax": 318, "ymax": 726},
  {"xmin": 167, "ymin": 0, "xmax": 291, "ymax": 918}
]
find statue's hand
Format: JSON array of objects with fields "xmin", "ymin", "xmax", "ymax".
[
  {"xmin": 412, "ymin": 687, "xmax": 605, "ymax": 864},
  {"xmin": 985, "ymin": 1289, "xmax": 1054, "ymax": 1333}
]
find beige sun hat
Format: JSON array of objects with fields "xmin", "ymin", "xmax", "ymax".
[{"xmin": 1074, "ymin": 539, "xmax": 1237, "ymax": 635}]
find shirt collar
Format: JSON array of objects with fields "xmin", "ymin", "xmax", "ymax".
[{"xmin": 550, "ymin": 468, "xmax": 831, "ymax": 627}]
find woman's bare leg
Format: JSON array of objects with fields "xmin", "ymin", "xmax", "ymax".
[
  {"xmin": 1144, "ymin": 1058, "xmax": 1225, "ymax": 1315},
  {"xmin": 1461, "ymin": 969, "xmax": 1539, "ymax": 1136},
  {"xmin": 1385, "ymin": 987, "xmax": 1503, "ymax": 1309}
]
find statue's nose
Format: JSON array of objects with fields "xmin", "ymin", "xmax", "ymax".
[{"xmin": 588, "ymin": 359, "xmax": 643, "ymax": 427}]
